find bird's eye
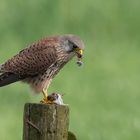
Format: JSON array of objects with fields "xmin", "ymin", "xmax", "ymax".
[
  {"xmin": 73, "ymin": 44, "xmax": 78, "ymax": 49},
  {"xmin": 67, "ymin": 40, "xmax": 77, "ymax": 52}
]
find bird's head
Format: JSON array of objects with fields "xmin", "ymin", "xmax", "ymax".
[{"xmin": 60, "ymin": 34, "xmax": 85, "ymax": 66}]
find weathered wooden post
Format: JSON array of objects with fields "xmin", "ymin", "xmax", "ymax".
[{"xmin": 23, "ymin": 103, "xmax": 69, "ymax": 140}]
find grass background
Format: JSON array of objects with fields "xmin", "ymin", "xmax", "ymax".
[{"xmin": 0, "ymin": 0, "xmax": 140, "ymax": 139}]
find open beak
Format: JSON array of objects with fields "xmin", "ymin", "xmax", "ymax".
[{"xmin": 75, "ymin": 48, "xmax": 84, "ymax": 66}]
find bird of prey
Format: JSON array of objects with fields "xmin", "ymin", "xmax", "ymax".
[{"xmin": 0, "ymin": 34, "xmax": 85, "ymax": 103}]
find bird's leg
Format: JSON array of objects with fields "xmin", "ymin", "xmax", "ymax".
[
  {"xmin": 42, "ymin": 88, "xmax": 48, "ymax": 98},
  {"xmin": 41, "ymin": 89, "xmax": 54, "ymax": 104},
  {"xmin": 40, "ymin": 88, "xmax": 50, "ymax": 104},
  {"xmin": 40, "ymin": 79, "xmax": 54, "ymax": 104}
]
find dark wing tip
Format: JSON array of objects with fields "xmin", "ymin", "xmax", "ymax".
[{"xmin": 0, "ymin": 73, "xmax": 25, "ymax": 87}]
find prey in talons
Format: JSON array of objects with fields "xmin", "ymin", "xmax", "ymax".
[{"xmin": 40, "ymin": 93, "xmax": 64, "ymax": 105}]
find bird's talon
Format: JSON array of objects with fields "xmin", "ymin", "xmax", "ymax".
[
  {"xmin": 40, "ymin": 93, "xmax": 64, "ymax": 105},
  {"xmin": 40, "ymin": 98, "xmax": 54, "ymax": 104}
]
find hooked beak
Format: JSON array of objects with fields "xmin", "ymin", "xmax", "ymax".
[
  {"xmin": 75, "ymin": 48, "xmax": 83, "ymax": 59},
  {"xmin": 74, "ymin": 48, "xmax": 84, "ymax": 66}
]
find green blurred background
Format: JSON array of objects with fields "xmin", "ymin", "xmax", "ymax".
[{"xmin": 0, "ymin": 0, "xmax": 140, "ymax": 139}]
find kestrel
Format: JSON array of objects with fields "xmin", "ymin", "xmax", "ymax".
[{"xmin": 0, "ymin": 34, "xmax": 85, "ymax": 103}]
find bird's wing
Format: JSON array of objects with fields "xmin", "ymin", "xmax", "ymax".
[{"xmin": 2, "ymin": 39, "xmax": 58, "ymax": 76}]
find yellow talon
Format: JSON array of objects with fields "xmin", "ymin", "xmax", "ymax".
[{"xmin": 40, "ymin": 98, "xmax": 53, "ymax": 104}]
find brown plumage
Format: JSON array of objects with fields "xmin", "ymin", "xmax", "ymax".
[{"xmin": 0, "ymin": 34, "xmax": 85, "ymax": 99}]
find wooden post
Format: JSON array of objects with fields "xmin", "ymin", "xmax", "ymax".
[{"xmin": 23, "ymin": 103, "xmax": 69, "ymax": 140}]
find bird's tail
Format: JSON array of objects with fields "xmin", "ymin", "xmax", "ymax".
[
  {"xmin": 0, "ymin": 72, "xmax": 23, "ymax": 87},
  {"xmin": 0, "ymin": 64, "xmax": 3, "ymax": 73}
]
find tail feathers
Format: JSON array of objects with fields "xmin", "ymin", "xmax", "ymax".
[
  {"xmin": 0, "ymin": 72, "xmax": 24, "ymax": 87},
  {"xmin": 0, "ymin": 64, "xmax": 3, "ymax": 73}
]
